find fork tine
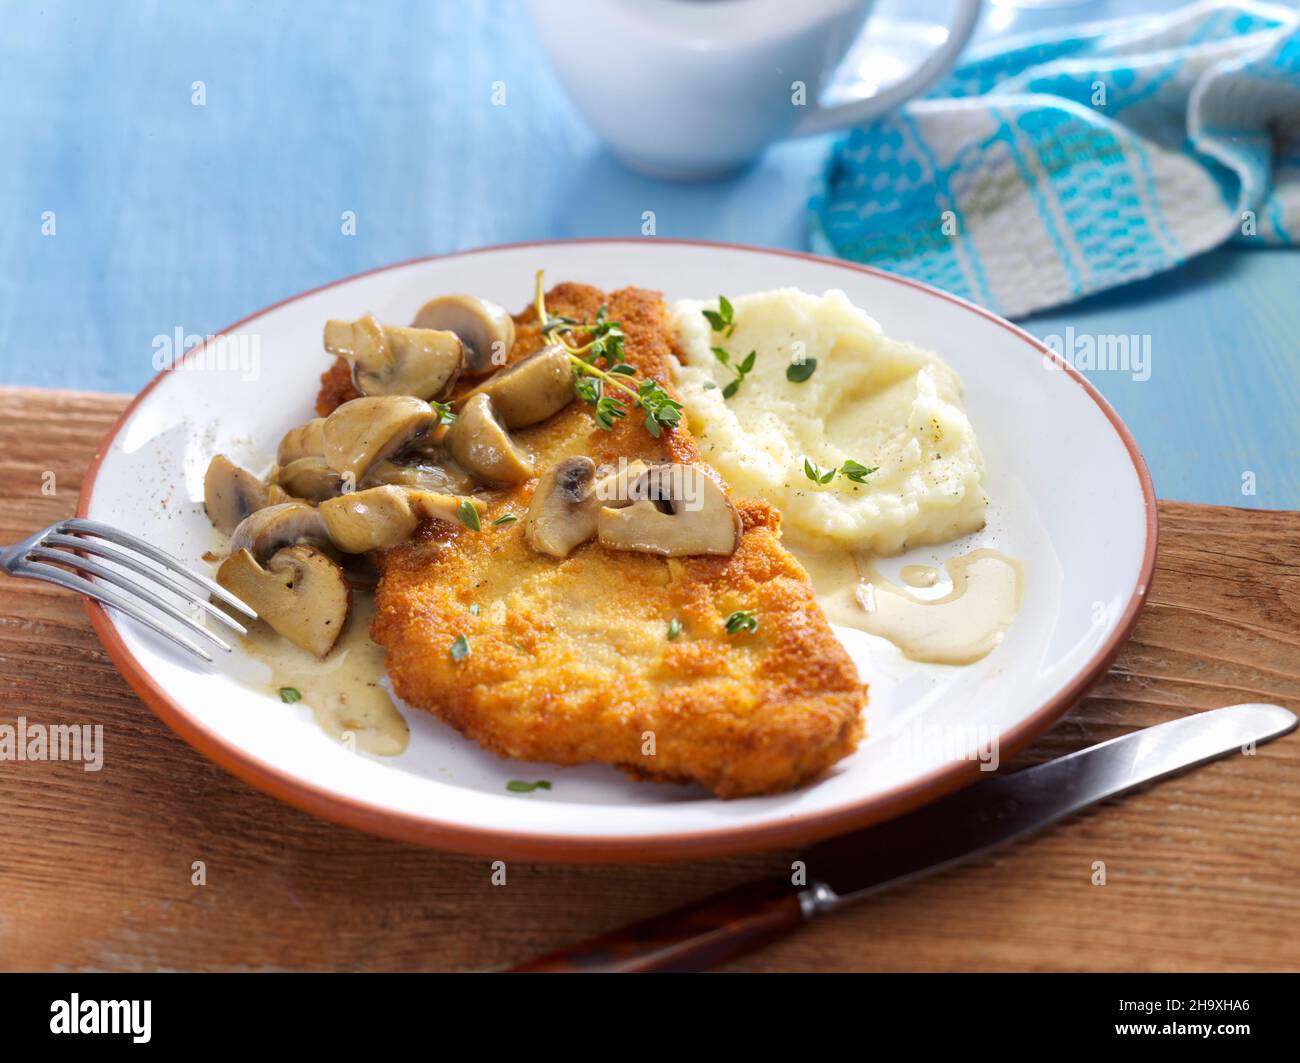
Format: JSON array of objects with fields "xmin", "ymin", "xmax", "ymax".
[
  {"xmin": 42, "ymin": 533, "xmax": 248, "ymax": 636},
  {"xmin": 60, "ymin": 517, "xmax": 257, "ymax": 619},
  {"xmin": 27, "ymin": 547, "xmax": 233, "ymax": 653},
  {"xmin": 20, "ymin": 561, "xmax": 214, "ymax": 663}
]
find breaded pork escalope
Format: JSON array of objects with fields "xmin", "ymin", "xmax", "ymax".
[{"xmin": 329, "ymin": 283, "xmax": 866, "ymax": 797}]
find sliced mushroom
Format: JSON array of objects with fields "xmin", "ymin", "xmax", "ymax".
[
  {"xmin": 460, "ymin": 344, "xmax": 574, "ymax": 428},
  {"xmin": 443, "ymin": 393, "xmax": 534, "ymax": 486},
  {"xmin": 275, "ymin": 456, "xmax": 345, "ymax": 502},
  {"xmin": 229, "ymin": 502, "xmax": 330, "ymax": 562},
  {"xmin": 526, "ymin": 457, "xmax": 647, "ymax": 558},
  {"xmin": 276, "ymin": 418, "xmax": 325, "ymax": 466},
  {"xmin": 597, "ymin": 464, "xmax": 741, "ymax": 557},
  {"xmin": 320, "ymin": 485, "xmax": 485, "ymax": 553},
  {"xmin": 324, "ymin": 314, "xmax": 463, "ymax": 399},
  {"xmin": 362, "ymin": 457, "xmax": 475, "ymax": 495},
  {"xmin": 204, "ymin": 455, "xmax": 271, "ymax": 535},
  {"xmin": 217, "ymin": 545, "xmax": 349, "ymax": 657},
  {"xmin": 321, "ymin": 395, "xmax": 439, "ymax": 482},
  {"xmin": 412, "ymin": 294, "xmax": 515, "ymax": 376}
]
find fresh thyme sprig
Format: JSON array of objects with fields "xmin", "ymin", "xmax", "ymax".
[
  {"xmin": 803, "ymin": 458, "xmax": 879, "ymax": 486},
  {"xmin": 804, "ymin": 459, "xmax": 837, "ymax": 485},
  {"xmin": 701, "ymin": 296, "xmax": 753, "ymax": 399},
  {"xmin": 535, "ymin": 270, "xmax": 683, "ymax": 437},
  {"xmin": 702, "ymin": 296, "xmax": 736, "ymax": 338},
  {"xmin": 711, "ymin": 346, "xmax": 756, "ymax": 399},
  {"xmin": 840, "ymin": 459, "xmax": 878, "ymax": 483}
]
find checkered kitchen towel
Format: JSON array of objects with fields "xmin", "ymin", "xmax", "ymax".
[{"xmin": 809, "ymin": 1, "xmax": 1300, "ymax": 317}]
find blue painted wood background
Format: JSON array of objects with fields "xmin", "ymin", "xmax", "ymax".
[{"xmin": 1, "ymin": 0, "xmax": 1295, "ymax": 508}]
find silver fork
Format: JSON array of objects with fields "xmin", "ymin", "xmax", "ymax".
[{"xmin": 0, "ymin": 517, "xmax": 257, "ymax": 663}]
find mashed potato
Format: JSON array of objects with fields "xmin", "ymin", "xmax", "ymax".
[{"xmin": 669, "ymin": 289, "xmax": 987, "ymax": 555}]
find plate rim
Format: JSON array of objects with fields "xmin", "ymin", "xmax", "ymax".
[{"xmin": 77, "ymin": 237, "xmax": 1159, "ymax": 863}]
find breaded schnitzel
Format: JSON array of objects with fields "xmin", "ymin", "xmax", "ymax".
[{"xmin": 331, "ymin": 283, "xmax": 866, "ymax": 797}]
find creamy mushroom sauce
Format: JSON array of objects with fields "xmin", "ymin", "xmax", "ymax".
[
  {"xmin": 228, "ymin": 588, "xmax": 408, "ymax": 755},
  {"xmin": 787, "ymin": 540, "xmax": 1023, "ymax": 666},
  {"xmin": 899, "ymin": 564, "xmax": 940, "ymax": 589}
]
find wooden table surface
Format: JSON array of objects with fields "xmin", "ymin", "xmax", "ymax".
[{"xmin": 1, "ymin": 386, "xmax": 1297, "ymax": 972}]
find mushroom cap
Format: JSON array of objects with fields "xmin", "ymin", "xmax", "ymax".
[
  {"xmin": 320, "ymin": 485, "xmax": 484, "ymax": 553},
  {"xmin": 319, "ymin": 485, "xmax": 420, "ymax": 553},
  {"xmin": 321, "ymin": 395, "xmax": 440, "ymax": 482},
  {"xmin": 217, "ymin": 545, "xmax": 349, "ymax": 658},
  {"xmin": 525, "ymin": 457, "xmax": 648, "ymax": 558},
  {"xmin": 597, "ymin": 463, "xmax": 741, "ymax": 557},
  {"xmin": 228, "ymin": 501, "xmax": 330, "ymax": 562},
  {"xmin": 203, "ymin": 455, "xmax": 271, "ymax": 535},
  {"xmin": 276, "ymin": 418, "xmax": 325, "ymax": 466},
  {"xmin": 444, "ymin": 393, "xmax": 534, "ymax": 486},
  {"xmin": 461, "ymin": 344, "xmax": 574, "ymax": 428},
  {"xmin": 412, "ymin": 294, "xmax": 515, "ymax": 376},
  {"xmin": 275, "ymin": 456, "xmax": 345, "ymax": 503},
  {"xmin": 324, "ymin": 315, "xmax": 464, "ymax": 400}
]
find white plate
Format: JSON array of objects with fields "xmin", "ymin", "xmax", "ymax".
[{"xmin": 80, "ymin": 240, "xmax": 1156, "ymax": 861}]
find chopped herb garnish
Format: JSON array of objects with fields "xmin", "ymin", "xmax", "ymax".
[
  {"xmin": 457, "ymin": 499, "xmax": 482, "ymax": 531},
  {"xmin": 702, "ymin": 295, "xmax": 736, "ymax": 338},
  {"xmin": 804, "ymin": 458, "xmax": 837, "ymax": 485},
  {"xmin": 469, "ymin": 603, "xmax": 480, "ymax": 616},
  {"xmin": 667, "ymin": 618, "xmax": 683, "ymax": 641},
  {"xmin": 535, "ymin": 270, "xmax": 680, "ymax": 437},
  {"xmin": 491, "ymin": 512, "xmax": 519, "ymax": 526},
  {"xmin": 724, "ymin": 610, "xmax": 759, "ymax": 635},
  {"xmin": 450, "ymin": 634, "xmax": 470, "ymax": 661},
  {"xmin": 430, "ymin": 400, "xmax": 456, "ymax": 425},
  {"xmin": 840, "ymin": 459, "xmax": 878, "ymax": 483},
  {"xmin": 278, "ymin": 686, "xmax": 302, "ymax": 704},
  {"xmin": 506, "ymin": 779, "xmax": 553, "ymax": 794},
  {"xmin": 712, "ymin": 346, "xmax": 756, "ymax": 399},
  {"xmin": 786, "ymin": 358, "xmax": 817, "ymax": 383}
]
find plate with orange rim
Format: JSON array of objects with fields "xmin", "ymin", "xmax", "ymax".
[{"xmin": 78, "ymin": 239, "xmax": 1156, "ymax": 862}]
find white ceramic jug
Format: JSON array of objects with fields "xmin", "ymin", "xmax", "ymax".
[{"xmin": 527, "ymin": 0, "xmax": 982, "ymax": 179}]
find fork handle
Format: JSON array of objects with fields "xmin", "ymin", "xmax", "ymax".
[{"xmin": 508, "ymin": 877, "xmax": 804, "ymax": 973}]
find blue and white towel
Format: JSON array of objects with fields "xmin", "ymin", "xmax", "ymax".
[{"xmin": 809, "ymin": 1, "xmax": 1300, "ymax": 317}]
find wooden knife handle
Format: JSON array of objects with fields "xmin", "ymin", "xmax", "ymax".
[{"xmin": 508, "ymin": 877, "xmax": 805, "ymax": 973}]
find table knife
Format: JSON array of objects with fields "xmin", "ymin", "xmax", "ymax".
[{"xmin": 510, "ymin": 703, "xmax": 1296, "ymax": 973}]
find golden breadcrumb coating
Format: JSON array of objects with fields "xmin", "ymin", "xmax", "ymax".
[{"xmin": 367, "ymin": 283, "xmax": 866, "ymax": 797}]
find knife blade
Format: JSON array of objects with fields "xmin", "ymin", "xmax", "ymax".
[
  {"xmin": 806, "ymin": 702, "xmax": 1297, "ymax": 909},
  {"xmin": 510, "ymin": 703, "xmax": 1296, "ymax": 972}
]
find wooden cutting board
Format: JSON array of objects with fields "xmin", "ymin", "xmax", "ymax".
[{"xmin": 0, "ymin": 386, "xmax": 1296, "ymax": 972}]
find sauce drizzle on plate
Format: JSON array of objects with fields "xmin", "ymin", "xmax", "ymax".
[{"xmin": 790, "ymin": 543, "xmax": 1023, "ymax": 666}]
